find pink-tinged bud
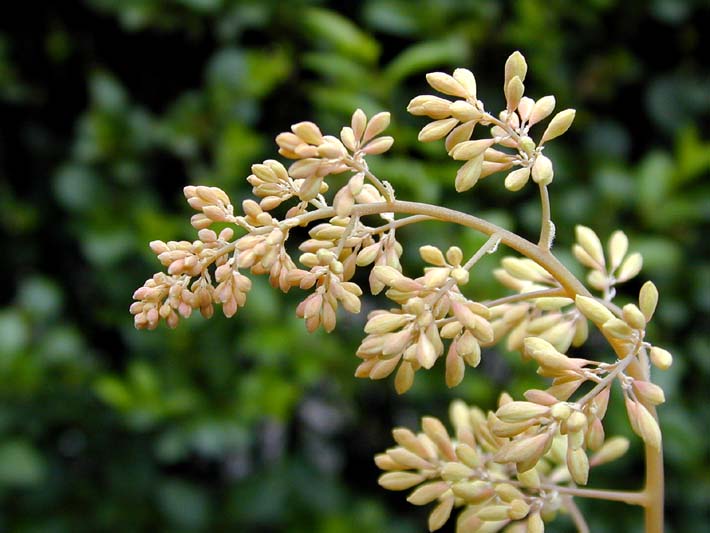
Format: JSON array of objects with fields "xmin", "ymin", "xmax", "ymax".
[
  {"xmin": 362, "ymin": 136, "xmax": 394, "ymax": 155},
  {"xmin": 394, "ymin": 361, "xmax": 414, "ymax": 394},
  {"xmin": 632, "ymin": 380, "xmax": 666, "ymax": 405},
  {"xmin": 291, "ymin": 121, "xmax": 323, "ymax": 145}
]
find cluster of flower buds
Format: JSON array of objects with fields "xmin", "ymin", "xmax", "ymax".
[
  {"xmin": 246, "ymin": 159, "xmax": 296, "ymax": 211},
  {"xmin": 131, "ymin": 227, "xmax": 242, "ymax": 328},
  {"xmin": 355, "ymin": 245, "xmax": 495, "ymax": 392},
  {"xmin": 376, "ymin": 399, "xmax": 630, "ymax": 532},
  {"xmin": 183, "ymin": 185, "xmax": 236, "ymax": 229},
  {"xmin": 292, "ymin": 248, "xmax": 363, "ymax": 332},
  {"xmin": 408, "ymin": 51, "xmax": 576, "ymax": 193},
  {"xmin": 275, "ymin": 110, "xmax": 393, "ymax": 201},
  {"xmin": 490, "ymin": 255, "xmax": 586, "ymax": 355},
  {"xmin": 573, "ymin": 226, "xmax": 643, "ymax": 297}
]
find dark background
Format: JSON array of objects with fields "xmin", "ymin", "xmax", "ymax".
[{"xmin": 1, "ymin": 1, "xmax": 709, "ymax": 531}]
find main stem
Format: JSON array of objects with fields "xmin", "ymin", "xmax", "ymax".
[{"xmin": 316, "ymin": 199, "xmax": 663, "ymax": 532}]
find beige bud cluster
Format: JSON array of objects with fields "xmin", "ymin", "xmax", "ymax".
[
  {"xmin": 275, "ymin": 109, "xmax": 392, "ymax": 202},
  {"xmin": 354, "ymin": 257, "xmax": 494, "ymax": 392},
  {"xmin": 183, "ymin": 185, "xmax": 235, "ymax": 229},
  {"xmin": 573, "ymin": 226, "xmax": 643, "ymax": 295},
  {"xmin": 376, "ymin": 399, "xmax": 630, "ymax": 532},
  {"xmin": 293, "ymin": 248, "xmax": 362, "ymax": 333},
  {"xmin": 246, "ymin": 159, "xmax": 295, "ymax": 211},
  {"xmin": 408, "ymin": 51, "xmax": 575, "ymax": 194},
  {"xmin": 491, "ymin": 256, "xmax": 586, "ymax": 355}
]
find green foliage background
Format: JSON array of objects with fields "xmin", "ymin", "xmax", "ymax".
[{"xmin": 1, "ymin": 1, "xmax": 708, "ymax": 531}]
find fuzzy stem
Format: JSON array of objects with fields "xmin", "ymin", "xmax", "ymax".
[{"xmin": 538, "ymin": 184, "xmax": 553, "ymax": 250}]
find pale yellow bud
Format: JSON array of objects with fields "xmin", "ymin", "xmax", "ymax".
[
  {"xmin": 426, "ymin": 72, "xmax": 468, "ymax": 98},
  {"xmin": 446, "ymin": 246, "xmax": 463, "ymax": 266},
  {"xmin": 351, "ymin": 108, "xmax": 367, "ymax": 140},
  {"xmin": 617, "ymin": 252, "xmax": 643, "ymax": 282},
  {"xmin": 650, "ymin": 346, "xmax": 672, "ymax": 370},
  {"xmin": 504, "ymin": 51, "xmax": 528, "ymax": 87},
  {"xmin": 602, "ymin": 317, "xmax": 634, "ymax": 339},
  {"xmin": 529, "ymin": 95, "xmax": 556, "ymax": 126},
  {"xmin": 449, "ymin": 139, "xmax": 496, "ymax": 161},
  {"xmin": 567, "ymin": 447, "xmax": 589, "ymax": 485},
  {"xmin": 590, "ymin": 436, "xmax": 629, "ymax": 466},
  {"xmin": 417, "ymin": 334, "xmax": 437, "ymax": 369},
  {"xmin": 495, "ymin": 483, "xmax": 525, "ymax": 503},
  {"xmin": 363, "ymin": 111, "xmax": 391, "ymax": 143},
  {"xmin": 550, "ymin": 402, "xmax": 572, "ymax": 421},
  {"xmin": 420, "ymin": 245, "xmax": 446, "ymax": 266},
  {"xmin": 632, "ymin": 380, "xmax": 666, "ymax": 405},
  {"xmin": 428, "ymin": 497, "xmax": 454, "ymax": 532},
  {"xmin": 418, "ymin": 118, "xmax": 459, "ymax": 142},
  {"xmin": 576, "ymin": 225, "xmax": 605, "ymax": 267},
  {"xmin": 449, "ymin": 100, "xmax": 481, "ymax": 122},
  {"xmin": 504, "ymin": 167, "xmax": 531, "ymax": 191},
  {"xmin": 454, "ymin": 155, "xmax": 483, "ymax": 192},
  {"xmin": 531, "ymin": 154, "xmax": 554, "ymax": 185},
  {"xmin": 451, "ymin": 267, "xmax": 470, "ymax": 285},
  {"xmin": 496, "ymin": 401, "xmax": 550, "ymax": 423},
  {"xmin": 505, "ymin": 76, "xmax": 525, "ymax": 111},
  {"xmin": 622, "ymin": 303, "xmax": 647, "ymax": 330},
  {"xmin": 566, "ymin": 411, "xmax": 588, "ymax": 433},
  {"xmin": 575, "ymin": 295, "xmax": 614, "ymax": 324},
  {"xmin": 365, "ymin": 312, "xmax": 411, "ymax": 334},
  {"xmin": 508, "ymin": 499, "xmax": 530, "ymax": 520},
  {"xmin": 517, "ymin": 96, "xmax": 534, "ymax": 122},
  {"xmin": 477, "ymin": 505, "xmax": 511, "ymax": 522},
  {"xmin": 452, "ymin": 480, "xmax": 493, "ymax": 503},
  {"xmin": 407, "ymin": 95, "xmax": 452, "ymax": 119},
  {"xmin": 636, "ymin": 403, "xmax": 662, "ymax": 450},
  {"xmin": 453, "ymin": 68, "xmax": 477, "ymax": 98},
  {"xmin": 639, "ymin": 281, "xmax": 659, "ymax": 321},
  {"xmin": 517, "ymin": 467, "xmax": 540, "ymax": 489},
  {"xmin": 407, "ymin": 481, "xmax": 449, "ymax": 505},
  {"xmin": 607, "ymin": 230, "xmax": 629, "ymax": 271},
  {"xmin": 527, "ymin": 512, "xmax": 545, "ymax": 533},
  {"xmin": 541, "ymin": 109, "xmax": 576, "ymax": 144},
  {"xmin": 444, "ymin": 120, "xmax": 476, "ymax": 152},
  {"xmin": 291, "ymin": 121, "xmax": 323, "ymax": 145},
  {"xmin": 394, "ymin": 361, "xmax": 415, "ymax": 394},
  {"xmin": 455, "ymin": 443, "xmax": 480, "ymax": 468},
  {"xmin": 340, "ymin": 126, "xmax": 357, "ymax": 151},
  {"xmin": 362, "ymin": 136, "xmax": 394, "ymax": 155},
  {"xmin": 441, "ymin": 461, "xmax": 473, "ymax": 482},
  {"xmin": 378, "ymin": 472, "xmax": 425, "ymax": 491}
]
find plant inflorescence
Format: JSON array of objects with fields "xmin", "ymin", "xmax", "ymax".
[{"xmin": 131, "ymin": 52, "xmax": 669, "ymax": 533}]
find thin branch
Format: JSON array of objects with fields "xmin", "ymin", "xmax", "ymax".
[
  {"xmin": 538, "ymin": 483, "xmax": 646, "ymax": 506},
  {"xmin": 562, "ymin": 495, "xmax": 590, "ymax": 533}
]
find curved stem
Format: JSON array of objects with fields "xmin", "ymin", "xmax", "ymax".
[{"xmin": 276, "ymin": 197, "xmax": 663, "ymax": 531}]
